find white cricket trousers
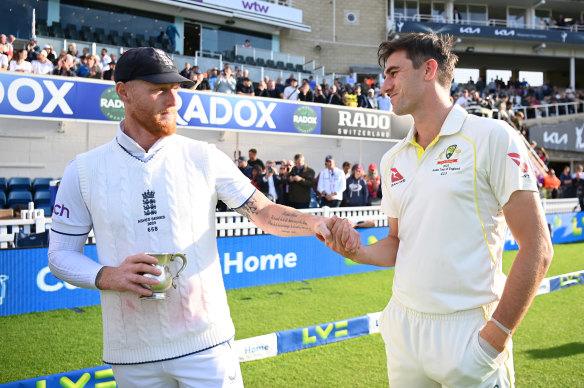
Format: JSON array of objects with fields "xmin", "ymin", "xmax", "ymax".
[
  {"xmin": 111, "ymin": 340, "xmax": 244, "ymax": 388},
  {"xmin": 379, "ymin": 297, "xmax": 515, "ymax": 388}
]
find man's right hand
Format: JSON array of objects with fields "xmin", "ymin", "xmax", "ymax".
[{"xmin": 96, "ymin": 254, "xmax": 162, "ymax": 296}]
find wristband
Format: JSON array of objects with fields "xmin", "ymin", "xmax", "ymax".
[{"xmin": 491, "ymin": 317, "xmax": 513, "ymax": 335}]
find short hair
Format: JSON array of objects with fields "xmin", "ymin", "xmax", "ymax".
[
  {"xmin": 342, "ymin": 161, "xmax": 351, "ymax": 168},
  {"xmin": 378, "ymin": 32, "xmax": 458, "ymax": 89},
  {"xmin": 248, "ymin": 148, "xmax": 257, "ymax": 154},
  {"xmin": 294, "ymin": 153, "xmax": 304, "ymax": 161}
]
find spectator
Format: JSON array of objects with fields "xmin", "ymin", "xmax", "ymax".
[
  {"xmin": 365, "ymin": 163, "xmax": 381, "ymax": 205},
  {"xmin": 308, "ymin": 76, "xmax": 316, "ymax": 90},
  {"xmin": 165, "ymin": 24, "xmax": 180, "ymax": 51},
  {"xmin": 192, "ymin": 72, "xmax": 211, "ymax": 91},
  {"xmin": 255, "ymin": 81, "xmax": 269, "ymax": 97},
  {"xmin": 454, "ymin": 89, "xmax": 470, "ymax": 108},
  {"xmin": 261, "ymin": 160, "xmax": 283, "ymax": 203},
  {"xmin": 275, "ymin": 76, "xmax": 286, "ymax": 96},
  {"xmin": 283, "ymin": 78, "xmax": 299, "ymax": 100},
  {"xmin": 345, "ymin": 72, "xmax": 357, "ymax": 86},
  {"xmin": 366, "ymin": 89, "xmax": 378, "ymax": 109},
  {"xmin": 266, "ymin": 80, "xmax": 281, "ymax": 99},
  {"xmin": 207, "ymin": 67, "xmax": 218, "ymax": 90},
  {"xmin": 237, "ymin": 156, "xmax": 253, "ymax": 179},
  {"xmin": 559, "ymin": 166, "xmax": 575, "ymax": 198},
  {"xmin": 0, "ymin": 52, "xmax": 8, "ymax": 70},
  {"xmin": 26, "ymin": 37, "xmax": 40, "ymax": 62},
  {"xmin": 53, "ymin": 54, "xmax": 76, "ymax": 77},
  {"xmin": 250, "ymin": 164, "xmax": 264, "ymax": 191},
  {"xmin": 103, "ymin": 61, "xmax": 116, "ymax": 81},
  {"xmin": 314, "ymin": 85, "xmax": 327, "ymax": 104},
  {"xmin": 179, "ymin": 62, "xmax": 191, "ymax": 78},
  {"xmin": 573, "ymin": 165, "xmax": 584, "ymax": 211},
  {"xmin": 278, "ymin": 160, "xmax": 292, "ymax": 205},
  {"xmin": 243, "ymin": 39, "xmax": 252, "ymax": 48},
  {"xmin": 31, "ymin": 50, "xmax": 54, "ymax": 75},
  {"xmin": 556, "ymin": 14, "xmax": 566, "ymax": 27},
  {"xmin": 215, "ymin": 65, "xmax": 236, "ymax": 94},
  {"xmin": 100, "ymin": 48, "xmax": 112, "ymax": 78},
  {"xmin": 287, "ymin": 153, "xmax": 315, "ymax": 209},
  {"xmin": 236, "ymin": 77, "xmax": 254, "ymax": 96},
  {"xmin": 377, "ymin": 92, "xmax": 392, "ymax": 111},
  {"xmin": 342, "ymin": 161, "xmax": 352, "ymax": 178},
  {"xmin": 327, "ymin": 85, "xmax": 343, "ymax": 105},
  {"xmin": 298, "ymin": 82, "xmax": 314, "ymax": 102},
  {"xmin": 0, "ymin": 34, "xmax": 11, "ymax": 61},
  {"xmin": 453, "ymin": 8, "xmax": 462, "ymax": 23},
  {"xmin": 317, "ymin": 155, "xmax": 346, "ymax": 208},
  {"xmin": 543, "ymin": 169, "xmax": 561, "ymax": 198},
  {"xmin": 77, "ymin": 55, "xmax": 101, "ymax": 79},
  {"xmin": 44, "ymin": 44, "xmax": 56, "ymax": 64},
  {"xmin": 355, "ymin": 85, "xmax": 368, "ymax": 108},
  {"xmin": 344, "ymin": 164, "xmax": 368, "ymax": 207},
  {"xmin": 247, "ymin": 148, "xmax": 265, "ymax": 170},
  {"xmin": 9, "ymin": 49, "xmax": 32, "ymax": 73}
]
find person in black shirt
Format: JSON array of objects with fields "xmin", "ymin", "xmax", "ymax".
[{"xmin": 236, "ymin": 77, "xmax": 254, "ymax": 96}]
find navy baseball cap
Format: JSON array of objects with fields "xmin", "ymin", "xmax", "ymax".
[
  {"xmin": 325, "ymin": 155, "xmax": 334, "ymax": 161},
  {"xmin": 114, "ymin": 47, "xmax": 194, "ymax": 87}
]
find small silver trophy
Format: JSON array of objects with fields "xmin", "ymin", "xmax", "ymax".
[{"xmin": 140, "ymin": 253, "xmax": 187, "ymax": 300}]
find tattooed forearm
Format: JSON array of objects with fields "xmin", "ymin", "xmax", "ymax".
[
  {"xmin": 235, "ymin": 196, "xmax": 260, "ymax": 221},
  {"xmin": 266, "ymin": 212, "xmax": 311, "ymax": 236}
]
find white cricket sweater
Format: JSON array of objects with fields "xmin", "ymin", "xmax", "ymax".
[{"xmin": 76, "ymin": 135, "xmax": 254, "ymax": 364}]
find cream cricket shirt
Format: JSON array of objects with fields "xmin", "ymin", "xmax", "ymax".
[{"xmin": 380, "ymin": 105, "xmax": 537, "ymax": 314}]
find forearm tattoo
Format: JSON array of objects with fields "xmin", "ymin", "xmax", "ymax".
[
  {"xmin": 267, "ymin": 210, "xmax": 310, "ymax": 236},
  {"xmin": 235, "ymin": 196, "xmax": 260, "ymax": 221}
]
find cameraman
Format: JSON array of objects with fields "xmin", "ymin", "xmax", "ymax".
[{"xmin": 261, "ymin": 160, "xmax": 283, "ymax": 204}]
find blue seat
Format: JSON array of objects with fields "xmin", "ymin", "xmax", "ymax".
[
  {"xmin": 0, "ymin": 177, "xmax": 6, "ymax": 193},
  {"xmin": 0, "ymin": 191, "xmax": 6, "ymax": 208},
  {"xmin": 8, "ymin": 177, "xmax": 31, "ymax": 192},
  {"xmin": 7, "ymin": 190, "xmax": 33, "ymax": 208},
  {"xmin": 32, "ymin": 178, "xmax": 53, "ymax": 193},
  {"xmin": 34, "ymin": 190, "xmax": 52, "ymax": 205}
]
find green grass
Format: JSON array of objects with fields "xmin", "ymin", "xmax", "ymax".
[{"xmin": 1, "ymin": 242, "xmax": 583, "ymax": 386}]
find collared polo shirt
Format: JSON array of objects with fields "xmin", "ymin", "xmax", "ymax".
[{"xmin": 380, "ymin": 105, "xmax": 537, "ymax": 314}]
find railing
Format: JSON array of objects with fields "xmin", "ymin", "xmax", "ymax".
[
  {"xmin": 466, "ymin": 101, "xmax": 584, "ymax": 120},
  {"xmin": 235, "ymin": 46, "xmax": 305, "ymax": 67},
  {"xmin": 0, "ymin": 200, "xmax": 579, "ymax": 249}
]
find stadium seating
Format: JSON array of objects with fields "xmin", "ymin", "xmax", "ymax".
[
  {"xmin": 255, "ymin": 58, "xmax": 266, "ymax": 67},
  {"xmin": 7, "ymin": 191, "xmax": 33, "ymax": 209},
  {"xmin": 245, "ymin": 56, "xmax": 256, "ymax": 66},
  {"xmin": 235, "ymin": 55, "xmax": 245, "ymax": 64},
  {"xmin": 0, "ymin": 178, "xmax": 6, "ymax": 193},
  {"xmin": 8, "ymin": 178, "xmax": 31, "ymax": 192},
  {"xmin": 0, "ymin": 191, "xmax": 6, "ymax": 209},
  {"xmin": 295, "ymin": 64, "xmax": 304, "ymax": 72},
  {"xmin": 285, "ymin": 62, "xmax": 295, "ymax": 71},
  {"xmin": 266, "ymin": 59, "xmax": 276, "ymax": 68},
  {"xmin": 33, "ymin": 191, "xmax": 52, "ymax": 206},
  {"xmin": 32, "ymin": 178, "xmax": 52, "ymax": 193},
  {"xmin": 276, "ymin": 61, "xmax": 286, "ymax": 70}
]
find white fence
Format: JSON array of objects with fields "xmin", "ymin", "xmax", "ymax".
[{"xmin": 0, "ymin": 199, "xmax": 579, "ymax": 249}]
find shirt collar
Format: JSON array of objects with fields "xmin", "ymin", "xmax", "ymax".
[
  {"xmin": 116, "ymin": 120, "xmax": 168, "ymax": 162},
  {"xmin": 404, "ymin": 104, "xmax": 468, "ymax": 143}
]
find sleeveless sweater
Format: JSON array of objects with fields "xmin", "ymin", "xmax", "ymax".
[{"xmin": 77, "ymin": 135, "xmax": 235, "ymax": 364}]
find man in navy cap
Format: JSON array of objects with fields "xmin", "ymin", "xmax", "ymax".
[{"xmin": 48, "ymin": 47, "xmax": 359, "ymax": 387}]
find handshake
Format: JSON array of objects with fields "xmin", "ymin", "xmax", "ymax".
[{"xmin": 315, "ymin": 215, "xmax": 362, "ymax": 261}]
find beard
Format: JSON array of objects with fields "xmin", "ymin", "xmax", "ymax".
[{"xmin": 131, "ymin": 107, "xmax": 177, "ymax": 138}]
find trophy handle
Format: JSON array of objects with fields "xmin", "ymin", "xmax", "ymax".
[{"xmin": 170, "ymin": 253, "xmax": 187, "ymax": 288}]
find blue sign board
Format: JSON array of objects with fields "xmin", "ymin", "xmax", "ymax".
[
  {"xmin": 396, "ymin": 21, "xmax": 584, "ymax": 44},
  {"xmin": 1, "ymin": 211, "xmax": 582, "ymax": 317},
  {"xmin": 0, "ymin": 73, "xmax": 321, "ymax": 135}
]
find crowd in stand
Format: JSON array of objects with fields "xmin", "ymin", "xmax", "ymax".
[
  {"xmin": 0, "ymin": 36, "xmax": 117, "ymax": 80},
  {"xmin": 220, "ymin": 148, "xmax": 383, "ymax": 211}
]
